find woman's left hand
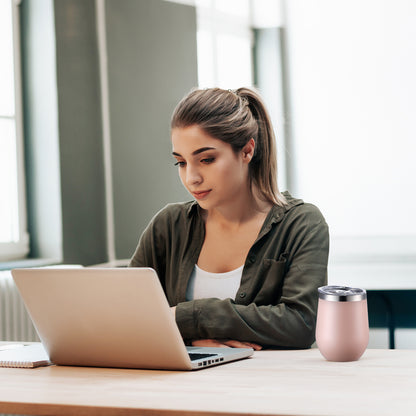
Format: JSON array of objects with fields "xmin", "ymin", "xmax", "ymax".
[
  {"xmin": 171, "ymin": 307, "xmax": 262, "ymax": 350},
  {"xmin": 192, "ymin": 338, "xmax": 262, "ymax": 350}
]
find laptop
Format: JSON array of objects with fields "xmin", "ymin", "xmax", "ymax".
[{"xmin": 11, "ymin": 267, "xmax": 253, "ymax": 370}]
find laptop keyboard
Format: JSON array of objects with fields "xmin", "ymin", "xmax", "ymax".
[
  {"xmin": 188, "ymin": 352, "xmax": 217, "ymax": 361},
  {"xmin": 188, "ymin": 352, "xmax": 225, "ymax": 367}
]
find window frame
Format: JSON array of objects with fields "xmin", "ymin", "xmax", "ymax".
[{"xmin": 0, "ymin": 0, "xmax": 29, "ymax": 262}]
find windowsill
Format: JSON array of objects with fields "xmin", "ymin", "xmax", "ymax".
[
  {"xmin": 90, "ymin": 259, "xmax": 130, "ymax": 268},
  {"xmin": 0, "ymin": 258, "xmax": 130, "ymax": 270},
  {"xmin": 0, "ymin": 258, "xmax": 62, "ymax": 271},
  {"xmin": 328, "ymin": 260, "xmax": 416, "ymax": 291}
]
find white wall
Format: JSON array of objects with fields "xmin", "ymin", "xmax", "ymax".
[
  {"xmin": 285, "ymin": 0, "xmax": 416, "ymax": 240},
  {"xmin": 284, "ymin": 0, "xmax": 416, "ymax": 287}
]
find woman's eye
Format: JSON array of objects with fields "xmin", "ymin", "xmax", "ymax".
[
  {"xmin": 201, "ymin": 158, "xmax": 215, "ymax": 164},
  {"xmin": 174, "ymin": 161, "xmax": 186, "ymax": 167}
]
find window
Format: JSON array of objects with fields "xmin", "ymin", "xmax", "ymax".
[
  {"xmin": 283, "ymin": 0, "xmax": 416, "ymax": 271},
  {"xmin": 0, "ymin": 0, "xmax": 29, "ymax": 261},
  {"xmin": 195, "ymin": 0, "xmax": 287, "ymax": 190},
  {"xmin": 195, "ymin": 0, "xmax": 253, "ymax": 88}
]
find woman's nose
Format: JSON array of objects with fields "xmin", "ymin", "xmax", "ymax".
[{"xmin": 185, "ymin": 165, "xmax": 202, "ymax": 186}]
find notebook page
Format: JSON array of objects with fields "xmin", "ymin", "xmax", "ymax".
[{"xmin": 0, "ymin": 343, "xmax": 51, "ymax": 368}]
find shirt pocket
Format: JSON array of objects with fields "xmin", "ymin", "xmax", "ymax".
[{"xmin": 253, "ymin": 253, "xmax": 288, "ymax": 305}]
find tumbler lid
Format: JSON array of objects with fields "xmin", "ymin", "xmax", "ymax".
[{"xmin": 318, "ymin": 285, "xmax": 367, "ymax": 302}]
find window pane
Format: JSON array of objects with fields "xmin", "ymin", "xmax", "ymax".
[
  {"xmin": 286, "ymin": 0, "xmax": 416, "ymax": 238},
  {"xmin": 197, "ymin": 30, "xmax": 216, "ymax": 88},
  {"xmin": 195, "ymin": 0, "xmax": 213, "ymax": 8},
  {"xmin": 216, "ymin": 34, "xmax": 252, "ymax": 88},
  {"xmin": 214, "ymin": 0, "xmax": 250, "ymax": 18},
  {"xmin": 0, "ymin": 118, "xmax": 19, "ymax": 243},
  {"xmin": 0, "ymin": 0, "xmax": 15, "ymax": 116}
]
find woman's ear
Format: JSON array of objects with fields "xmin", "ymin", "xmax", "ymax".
[{"xmin": 242, "ymin": 138, "xmax": 255, "ymax": 163}]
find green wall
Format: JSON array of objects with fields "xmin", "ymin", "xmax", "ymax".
[
  {"xmin": 21, "ymin": 0, "xmax": 197, "ymax": 265},
  {"xmin": 105, "ymin": 0, "xmax": 196, "ymax": 259},
  {"xmin": 54, "ymin": 0, "xmax": 108, "ymax": 265}
]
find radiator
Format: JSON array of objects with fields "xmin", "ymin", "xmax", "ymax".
[{"xmin": 0, "ymin": 270, "xmax": 39, "ymax": 342}]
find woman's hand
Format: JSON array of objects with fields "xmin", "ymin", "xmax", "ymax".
[
  {"xmin": 191, "ymin": 339, "xmax": 262, "ymax": 350},
  {"xmin": 171, "ymin": 307, "xmax": 262, "ymax": 350}
]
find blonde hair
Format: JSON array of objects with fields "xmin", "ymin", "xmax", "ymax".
[{"xmin": 171, "ymin": 87, "xmax": 286, "ymax": 206}]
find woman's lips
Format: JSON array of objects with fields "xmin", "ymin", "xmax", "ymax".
[{"xmin": 192, "ymin": 190, "xmax": 211, "ymax": 200}]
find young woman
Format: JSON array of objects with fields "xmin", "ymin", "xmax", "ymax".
[{"xmin": 129, "ymin": 87, "xmax": 329, "ymax": 350}]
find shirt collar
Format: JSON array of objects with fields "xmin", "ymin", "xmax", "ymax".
[
  {"xmin": 186, "ymin": 200, "xmax": 200, "ymax": 217},
  {"xmin": 256, "ymin": 192, "xmax": 304, "ymax": 241},
  {"xmin": 269, "ymin": 191, "xmax": 304, "ymax": 224}
]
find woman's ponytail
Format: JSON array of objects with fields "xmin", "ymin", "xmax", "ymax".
[{"xmin": 235, "ymin": 88, "xmax": 286, "ymax": 206}]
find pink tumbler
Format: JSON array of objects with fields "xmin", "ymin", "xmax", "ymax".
[{"xmin": 316, "ymin": 285, "xmax": 369, "ymax": 362}]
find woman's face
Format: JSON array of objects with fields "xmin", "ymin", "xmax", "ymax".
[{"xmin": 171, "ymin": 125, "xmax": 252, "ymax": 210}]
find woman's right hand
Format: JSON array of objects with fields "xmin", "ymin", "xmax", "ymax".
[{"xmin": 191, "ymin": 339, "xmax": 262, "ymax": 350}]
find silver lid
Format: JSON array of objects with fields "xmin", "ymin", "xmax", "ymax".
[{"xmin": 318, "ymin": 285, "xmax": 367, "ymax": 302}]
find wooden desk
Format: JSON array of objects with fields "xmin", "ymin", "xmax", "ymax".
[{"xmin": 1, "ymin": 349, "xmax": 415, "ymax": 416}]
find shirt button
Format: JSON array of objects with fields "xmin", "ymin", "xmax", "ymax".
[
  {"xmin": 248, "ymin": 254, "xmax": 256, "ymax": 263},
  {"xmin": 239, "ymin": 292, "xmax": 246, "ymax": 298}
]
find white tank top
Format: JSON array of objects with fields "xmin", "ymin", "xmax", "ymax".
[{"xmin": 185, "ymin": 264, "xmax": 244, "ymax": 301}]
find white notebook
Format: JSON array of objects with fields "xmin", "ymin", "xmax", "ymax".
[{"xmin": 0, "ymin": 343, "xmax": 51, "ymax": 368}]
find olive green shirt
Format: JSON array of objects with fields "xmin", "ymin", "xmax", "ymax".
[{"xmin": 129, "ymin": 192, "xmax": 329, "ymax": 349}]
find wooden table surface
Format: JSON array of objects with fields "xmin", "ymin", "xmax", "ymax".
[{"xmin": 1, "ymin": 348, "xmax": 415, "ymax": 416}]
